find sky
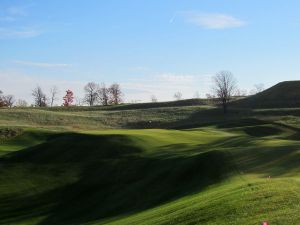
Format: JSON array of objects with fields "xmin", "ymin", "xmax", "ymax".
[{"xmin": 1, "ymin": 0, "xmax": 300, "ymax": 105}]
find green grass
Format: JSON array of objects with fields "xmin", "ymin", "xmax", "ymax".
[
  {"xmin": 233, "ymin": 80, "xmax": 300, "ymax": 108},
  {"xmin": 1, "ymin": 98, "xmax": 300, "ymax": 224},
  {"xmin": 1, "ymin": 118, "xmax": 300, "ymax": 224}
]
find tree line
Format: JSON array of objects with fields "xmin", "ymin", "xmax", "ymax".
[
  {"xmin": 30, "ymin": 82, "xmax": 123, "ymax": 107},
  {"xmin": 0, "ymin": 71, "xmax": 265, "ymax": 113}
]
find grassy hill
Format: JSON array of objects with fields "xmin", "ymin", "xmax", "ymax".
[
  {"xmin": 1, "ymin": 87, "xmax": 300, "ymax": 224},
  {"xmin": 1, "ymin": 121, "xmax": 300, "ymax": 225},
  {"xmin": 233, "ymin": 81, "xmax": 300, "ymax": 108}
]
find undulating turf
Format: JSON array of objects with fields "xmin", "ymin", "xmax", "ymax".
[
  {"xmin": 1, "ymin": 89, "xmax": 300, "ymax": 225},
  {"xmin": 1, "ymin": 117, "xmax": 300, "ymax": 224}
]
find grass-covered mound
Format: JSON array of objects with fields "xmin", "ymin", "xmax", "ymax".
[
  {"xmin": 233, "ymin": 80, "xmax": 300, "ymax": 108},
  {"xmin": 1, "ymin": 120, "xmax": 300, "ymax": 224}
]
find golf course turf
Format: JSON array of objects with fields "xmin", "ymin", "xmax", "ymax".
[
  {"xmin": 2, "ymin": 82, "xmax": 300, "ymax": 224},
  {"xmin": 1, "ymin": 115, "xmax": 300, "ymax": 224}
]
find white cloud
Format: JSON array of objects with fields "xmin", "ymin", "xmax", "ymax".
[
  {"xmin": 13, "ymin": 60, "xmax": 73, "ymax": 68},
  {"xmin": 183, "ymin": 12, "xmax": 246, "ymax": 29},
  {"xmin": 0, "ymin": 28, "xmax": 40, "ymax": 39}
]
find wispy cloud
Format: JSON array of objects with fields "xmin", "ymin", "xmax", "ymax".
[
  {"xmin": 13, "ymin": 60, "xmax": 73, "ymax": 68},
  {"xmin": 0, "ymin": 70, "xmax": 85, "ymax": 105},
  {"xmin": 183, "ymin": 12, "xmax": 246, "ymax": 29},
  {"xmin": 7, "ymin": 6, "xmax": 28, "ymax": 16},
  {"xmin": 0, "ymin": 16, "xmax": 16, "ymax": 22},
  {"xmin": 158, "ymin": 73, "xmax": 195, "ymax": 82},
  {"xmin": 0, "ymin": 5, "xmax": 41, "ymax": 39},
  {"xmin": 122, "ymin": 73, "xmax": 212, "ymax": 102},
  {"xmin": 0, "ymin": 6, "xmax": 28, "ymax": 22},
  {"xmin": 128, "ymin": 66, "xmax": 150, "ymax": 72},
  {"xmin": 0, "ymin": 28, "xmax": 40, "ymax": 39}
]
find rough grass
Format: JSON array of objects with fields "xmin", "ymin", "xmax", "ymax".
[
  {"xmin": 233, "ymin": 80, "xmax": 300, "ymax": 108},
  {"xmin": 1, "ymin": 119, "xmax": 300, "ymax": 224},
  {"xmin": 1, "ymin": 99, "xmax": 300, "ymax": 224}
]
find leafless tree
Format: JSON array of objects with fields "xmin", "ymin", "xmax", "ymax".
[
  {"xmin": 50, "ymin": 86, "xmax": 59, "ymax": 107},
  {"xmin": 212, "ymin": 71, "xmax": 237, "ymax": 113},
  {"xmin": 74, "ymin": 97, "xmax": 84, "ymax": 106},
  {"xmin": 250, "ymin": 83, "xmax": 265, "ymax": 95},
  {"xmin": 32, "ymin": 86, "xmax": 47, "ymax": 107},
  {"xmin": 97, "ymin": 83, "xmax": 110, "ymax": 106},
  {"xmin": 16, "ymin": 99, "xmax": 28, "ymax": 107},
  {"xmin": 173, "ymin": 92, "xmax": 182, "ymax": 101},
  {"xmin": 206, "ymin": 93, "xmax": 215, "ymax": 99},
  {"xmin": 0, "ymin": 90, "xmax": 5, "ymax": 107},
  {"xmin": 194, "ymin": 91, "xmax": 200, "ymax": 99},
  {"xmin": 84, "ymin": 82, "xmax": 99, "ymax": 106},
  {"xmin": 3, "ymin": 95, "xmax": 15, "ymax": 108},
  {"xmin": 235, "ymin": 89, "xmax": 247, "ymax": 97},
  {"xmin": 151, "ymin": 95, "xmax": 157, "ymax": 102},
  {"xmin": 109, "ymin": 83, "xmax": 123, "ymax": 105}
]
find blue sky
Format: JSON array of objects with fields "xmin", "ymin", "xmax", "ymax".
[{"xmin": 1, "ymin": 0, "xmax": 300, "ymax": 104}]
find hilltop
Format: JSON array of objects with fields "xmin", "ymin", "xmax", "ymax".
[{"xmin": 233, "ymin": 80, "xmax": 300, "ymax": 108}]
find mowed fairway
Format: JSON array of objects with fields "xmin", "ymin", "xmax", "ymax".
[{"xmin": 1, "ymin": 115, "xmax": 300, "ymax": 225}]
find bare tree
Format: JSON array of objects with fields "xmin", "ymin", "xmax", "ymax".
[
  {"xmin": 75, "ymin": 97, "xmax": 84, "ymax": 106},
  {"xmin": 250, "ymin": 83, "xmax": 265, "ymax": 95},
  {"xmin": 16, "ymin": 99, "xmax": 28, "ymax": 107},
  {"xmin": 3, "ymin": 95, "xmax": 15, "ymax": 108},
  {"xmin": 84, "ymin": 82, "xmax": 99, "ymax": 106},
  {"xmin": 109, "ymin": 83, "xmax": 123, "ymax": 105},
  {"xmin": 97, "ymin": 83, "xmax": 110, "ymax": 106},
  {"xmin": 173, "ymin": 92, "xmax": 182, "ymax": 101},
  {"xmin": 32, "ymin": 86, "xmax": 47, "ymax": 107},
  {"xmin": 194, "ymin": 91, "xmax": 200, "ymax": 99},
  {"xmin": 212, "ymin": 71, "xmax": 237, "ymax": 113},
  {"xmin": 0, "ymin": 90, "xmax": 5, "ymax": 107},
  {"xmin": 235, "ymin": 89, "xmax": 247, "ymax": 97},
  {"xmin": 50, "ymin": 86, "xmax": 59, "ymax": 107},
  {"xmin": 206, "ymin": 93, "xmax": 215, "ymax": 99},
  {"xmin": 151, "ymin": 95, "xmax": 157, "ymax": 103}
]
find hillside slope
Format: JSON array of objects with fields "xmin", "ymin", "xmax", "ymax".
[
  {"xmin": 1, "ymin": 121, "xmax": 300, "ymax": 224},
  {"xmin": 233, "ymin": 81, "xmax": 300, "ymax": 108}
]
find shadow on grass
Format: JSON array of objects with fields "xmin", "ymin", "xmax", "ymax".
[
  {"xmin": 2, "ymin": 125, "xmax": 300, "ymax": 225},
  {"xmin": 0, "ymin": 132, "xmax": 232, "ymax": 225}
]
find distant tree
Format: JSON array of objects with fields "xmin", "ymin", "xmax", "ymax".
[
  {"xmin": 84, "ymin": 82, "xmax": 99, "ymax": 106},
  {"xmin": 235, "ymin": 89, "xmax": 247, "ymax": 97},
  {"xmin": 3, "ymin": 95, "xmax": 15, "ymax": 108},
  {"xmin": 212, "ymin": 71, "xmax": 237, "ymax": 113},
  {"xmin": 97, "ymin": 83, "xmax": 110, "ymax": 106},
  {"xmin": 250, "ymin": 83, "xmax": 265, "ymax": 95},
  {"xmin": 194, "ymin": 91, "xmax": 200, "ymax": 99},
  {"xmin": 0, "ymin": 90, "xmax": 5, "ymax": 107},
  {"xmin": 63, "ymin": 90, "xmax": 74, "ymax": 107},
  {"xmin": 205, "ymin": 93, "xmax": 216, "ymax": 105},
  {"xmin": 16, "ymin": 99, "xmax": 28, "ymax": 107},
  {"xmin": 75, "ymin": 97, "xmax": 84, "ymax": 106},
  {"xmin": 50, "ymin": 86, "xmax": 59, "ymax": 107},
  {"xmin": 206, "ymin": 93, "xmax": 215, "ymax": 99},
  {"xmin": 151, "ymin": 95, "xmax": 157, "ymax": 103},
  {"xmin": 109, "ymin": 83, "xmax": 123, "ymax": 105},
  {"xmin": 173, "ymin": 92, "xmax": 182, "ymax": 101},
  {"xmin": 32, "ymin": 86, "xmax": 47, "ymax": 107}
]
